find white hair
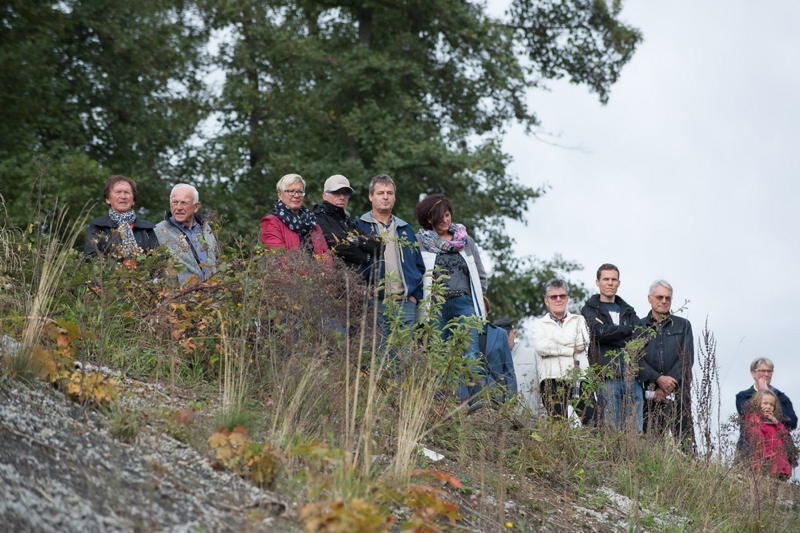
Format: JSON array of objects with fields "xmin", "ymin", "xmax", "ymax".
[
  {"xmin": 170, "ymin": 183, "xmax": 199, "ymax": 204},
  {"xmin": 276, "ymin": 173, "xmax": 305, "ymax": 193},
  {"xmin": 648, "ymin": 279, "xmax": 673, "ymax": 295}
]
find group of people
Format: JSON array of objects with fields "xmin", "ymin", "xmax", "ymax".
[
  {"xmin": 532, "ymin": 263, "xmax": 797, "ymax": 479},
  {"xmin": 83, "ymin": 173, "xmax": 517, "ymax": 403},
  {"xmin": 84, "ymin": 174, "xmax": 796, "ymax": 479}
]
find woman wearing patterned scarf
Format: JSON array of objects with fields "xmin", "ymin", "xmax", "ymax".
[
  {"xmin": 416, "ymin": 194, "xmax": 488, "ymax": 403},
  {"xmin": 260, "ymin": 173, "xmax": 329, "ymax": 256},
  {"xmin": 84, "ymin": 175, "xmax": 158, "ymax": 258}
]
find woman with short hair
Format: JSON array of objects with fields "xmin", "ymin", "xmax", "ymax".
[
  {"xmin": 84, "ymin": 175, "xmax": 159, "ymax": 258},
  {"xmin": 260, "ymin": 173, "xmax": 329, "ymax": 255}
]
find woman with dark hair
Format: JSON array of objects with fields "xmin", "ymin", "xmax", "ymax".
[
  {"xmin": 260, "ymin": 173, "xmax": 329, "ymax": 256},
  {"xmin": 84, "ymin": 175, "xmax": 159, "ymax": 258},
  {"xmin": 415, "ymin": 194, "xmax": 487, "ymax": 402}
]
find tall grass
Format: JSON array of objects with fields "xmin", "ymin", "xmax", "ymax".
[{"xmin": 13, "ymin": 205, "xmax": 87, "ymax": 378}]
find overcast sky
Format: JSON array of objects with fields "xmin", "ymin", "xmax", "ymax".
[{"xmin": 488, "ymin": 0, "xmax": 800, "ymax": 439}]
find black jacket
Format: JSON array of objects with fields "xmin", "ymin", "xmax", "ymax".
[
  {"xmin": 311, "ymin": 201, "xmax": 380, "ymax": 272},
  {"xmin": 84, "ymin": 214, "xmax": 159, "ymax": 258},
  {"xmin": 637, "ymin": 312, "xmax": 694, "ymax": 386},
  {"xmin": 580, "ymin": 294, "xmax": 638, "ymax": 377}
]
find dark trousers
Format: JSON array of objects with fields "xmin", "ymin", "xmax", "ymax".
[
  {"xmin": 540, "ymin": 379, "xmax": 594, "ymax": 425},
  {"xmin": 644, "ymin": 387, "xmax": 695, "ymax": 453}
]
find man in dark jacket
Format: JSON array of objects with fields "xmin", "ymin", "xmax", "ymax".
[
  {"xmin": 312, "ymin": 175, "xmax": 379, "ymax": 273},
  {"xmin": 638, "ymin": 280, "xmax": 695, "ymax": 452},
  {"xmin": 581, "ymin": 263, "xmax": 642, "ymax": 431}
]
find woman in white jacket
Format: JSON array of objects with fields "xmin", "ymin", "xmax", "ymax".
[{"xmin": 533, "ymin": 278, "xmax": 592, "ymax": 423}]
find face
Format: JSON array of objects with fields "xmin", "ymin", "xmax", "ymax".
[
  {"xmin": 544, "ymin": 287, "xmax": 569, "ymax": 317},
  {"xmin": 278, "ymin": 180, "xmax": 306, "ymax": 211},
  {"xmin": 323, "ymin": 189, "xmax": 351, "ymax": 209},
  {"xmin": 596, "ymin": 269, "xmax": 620, "ymax": 299},
  {"xmin": 751, "ymin": 364, "xmax": 774, "ymax": 387},
  {"xmin": 369, "ymin": 182, "xmax": 396, "ymax": 212},
  {"xmin": 432, "ymin": 210, "xmax": 452, "ymax": 234},
  {"xmin": 105, "ymin": 181, "xmax": 135, "ymax": 213},
  {"xmin": 760, "ymin": 395, "xmax": 776, "ymax": 416},
  {"xmin": 170, "ymin": 188, "xmax": 200, "ymax": 226},
  {"xmin": 648, "ymin": 285, "xmax": 673, "ymax": 315}
]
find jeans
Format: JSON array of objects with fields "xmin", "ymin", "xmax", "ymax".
[
  {"xmin": 597, "ymin": 378, "xmax": 643, "ymax": 432},
  {"xmin": 438, "ymin": 294, "xmax": 482, "ymax": 402},
  {"xmin": 375, "ymin": 298, "xmax": 417, "ymax": 361}
]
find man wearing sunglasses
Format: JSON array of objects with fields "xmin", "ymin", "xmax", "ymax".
[
  {"xmin": 581, "ymin": 263, "xmax": 641, "ymax": 431},
  {"xmin": 312, "ymin": 174, "xmax": 379, "ymax": 273},
  {"xmin": 638, "ymin": 279, "xmax": 695, "ymax": 452}
]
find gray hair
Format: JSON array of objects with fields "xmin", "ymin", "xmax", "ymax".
[
  {"xmin": 750, "ymin": 357, "xmax": 774, "ymax": 372},
  {"xmin": 648, "ymin": 279, "xmax": 673, "ymax": 295},
  {"xmin": 543, "ymin": 278, "xmax": 569, "ymax": 296},
  {"xmin": 368, "ymin": 174, "xmax": 396, "ymax": 194},
  {"xmin": 276, "ymin": 173, "xmax": 305, "ymax": 193},
  {"xmin": 170, "ymin": 183, "xmax": 199, "ymax": 204}
]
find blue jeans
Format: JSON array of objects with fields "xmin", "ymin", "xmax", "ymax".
[
  {"xmin": 438, "ymin": 294, "xmax": 482, "ymax": 402},
  {"xmin": 598, "ymin": 378, "xmax": 643, "ymax": 432},
  {"xmin": 376, "ymin": 298, "xmax": 417, "ymax": 361}
]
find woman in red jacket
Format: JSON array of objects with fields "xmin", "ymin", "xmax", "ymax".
[
  {"xmin": 260, "ymin": 173, "xmax": 329, "ymax": 256},
  {"xmin": 744, "ymin": 390, "xmax": 794, "ymax": 480}
]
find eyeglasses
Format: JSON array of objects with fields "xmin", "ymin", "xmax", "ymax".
[
  {"xmin": 652, "ymin": 295, "xmax": 671, "ymax": 301},
  {"xmin": 282, "ymin": 189, "xmax": 305, "ymax": 197},
  {"xmin": 754, "ymin": 369, "xmax": 774, "ymax": 374},
  {"xmin": 325, "ymin": 190, "xmax": 352, "ymax": 197},
  {"xmin": 547, "ymin": 294, "xmax": 568, "ymax": 301}
]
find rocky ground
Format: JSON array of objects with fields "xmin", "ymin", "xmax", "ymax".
[{"xmin": 0, "ymin": 376, "xmax": 288, "ymax": 532}]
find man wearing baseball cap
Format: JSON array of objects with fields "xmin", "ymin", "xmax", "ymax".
[{"xmin": 312, "ymin": 174, "xmax": 379, "ymax": 273}]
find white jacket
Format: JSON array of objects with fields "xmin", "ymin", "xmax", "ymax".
[{"xmin": 532, "ymin": 312, "xmax": 590, "ymax": 382}]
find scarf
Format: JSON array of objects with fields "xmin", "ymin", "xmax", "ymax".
[
  {"xmin": 107, "ymin": 208, "xmax": 139, "ymax": 255},
  {"xmin": 271, "ymin": 199, "xmax": 317, "ymax": 245},
  {"xmin": 417, "ymin": 223, "xmax": 469, "ymax": 254}
]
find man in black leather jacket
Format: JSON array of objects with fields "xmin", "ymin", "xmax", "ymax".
[
  {"xmin": 581, "ymin": 263, "xmax": 642, "ymax": 431},
  {"xmin": 311, "ymin": 175, "xmax": 379, "ymax": 273},
  {"xmin": 638, "ymin": 279, "xmax": 694, "ymax": 453}
]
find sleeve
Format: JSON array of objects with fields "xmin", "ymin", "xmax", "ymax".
[
  {"xmin": 469, "ymin": 239, "xmax": 488, "ymax": 293},
  {"xmin": 310, "ymin": 225, "xmax": 332, "ymax": 263},
  {"xmin": 580, "ymin": 305, "xmax": 635, "ymax": 348},
  {"xmin": 636, "ymin": 319, "xmax": 661, "ymax": 384},
  {"xmin": 575, "ymin": 316, "xmax": 590, "ymax": 354},
  {"xmin": 665, "ymin": 320, "xmax": 694, "ymax": 384},
  {"xmin": 260, "ymin": 216, "xmax": 286, "ymax": 249},
  {"xmin": 736, "ymin": 390, "xmax": 750, "ymax": 416},
  {"xmin": 84, "ymin": 224, "xmax": 100, "ymax": 257},
  {"xmin": 779, "ymin": 392, "xmax": 798, "ymax": 430},
  {"xmin": 532, "ymin": 319, "xmax": 573, "ymax": 358}
]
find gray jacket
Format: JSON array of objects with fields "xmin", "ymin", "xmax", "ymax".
[{"xmin": 155, "ymin": 213, "xmax": 218, "ymax": 285}]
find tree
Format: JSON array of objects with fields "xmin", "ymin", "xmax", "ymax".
[
  {"xmin": 0, "ymin": 0, "xmax": 208, "ymax": 223},
  {"xmin": 199, "ymin": 0, "xmax": 640, "ymax": 314}
]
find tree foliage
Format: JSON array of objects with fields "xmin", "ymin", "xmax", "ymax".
[{"xmin": 0, "ymin": 0, "xmax": 641, "ymax": 319}]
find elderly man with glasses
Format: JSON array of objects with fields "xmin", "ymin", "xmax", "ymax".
[
  {"xmin": 735, "ymin": 357, "xmax": 797, "ymax": 459},
  {"xmin": 638, "ymin": 279, "xmax": 695, "ymax": 452},
  {"xmin": 533, "ymin": 279, "xmax": 592, "ymax": 424},
  {"xmin": 311, "ymin": 175, "xmax": 379, "ymax": 273}
]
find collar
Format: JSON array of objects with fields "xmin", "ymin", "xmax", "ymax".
[
  {"xmin": 548, "ymin": 312, "xmax": 567, "ymax": 325},
  {"xmin": 359, "ymin": 211, "xmax": 408, "ymax": 227},
  {"xmin": 646, "ymin": 310, "xmax": 672, "ymax": 325}
]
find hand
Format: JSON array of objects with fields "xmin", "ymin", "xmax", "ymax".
[
  {"xmin": 756, "ymin": 376, "xmax": 770, "ymax": 391},
  {"xmin": 656, "ymin": 375, "xmax": 678, "ymax": 393},
  {"xmin": 764, "ymin": 413, "xmax": 779, "ymax": 424},
  {"xmin": 654, "ymin": 388, "xmax": 667, "ymax": 402},
  {"xmin": 407, "ymin": 296, "xmax": 417, "ymax": 304}
]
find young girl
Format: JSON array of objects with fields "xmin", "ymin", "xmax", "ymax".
[{"xmin": 744, "ymin": 390, "xmax": 793, "ymax": 480}]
